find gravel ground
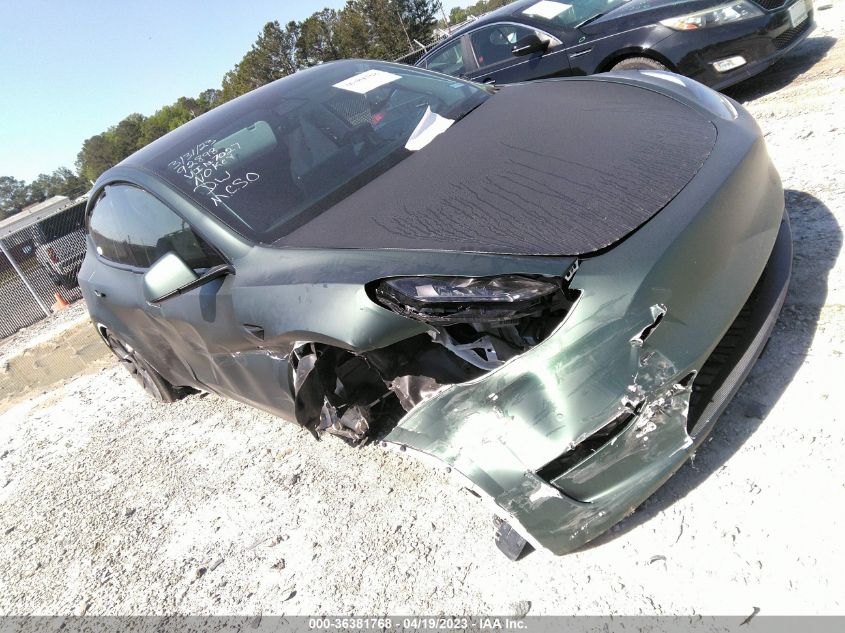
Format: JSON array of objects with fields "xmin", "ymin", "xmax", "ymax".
[
  {"xmin": 1, "ymin": 5, "xmax": 844, "ymax": 617},
  {"xmin": 0, "ymin": 301, "xmax": 88, "ymax": 367}
]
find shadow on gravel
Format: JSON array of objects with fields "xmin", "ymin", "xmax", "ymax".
[
  {"xmin": 584, "ymin": 190, "xmax": 841, "ymax": 548},
  {"xmin": 724, "ymin": 35, "xmax": 837, "ymax": 102}
]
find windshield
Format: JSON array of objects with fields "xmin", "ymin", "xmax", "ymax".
[
  {"xmin": 145, "ymin": 61, "xmax": 490, "ymax": 244},
  {"xmin": 519, "ymin": 0, "xmax": 631, "ymax": 29}
]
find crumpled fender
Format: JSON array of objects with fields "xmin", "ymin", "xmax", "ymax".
[{"xmin": 384, "ymin": 113, "xmax": 785, "ymax": 553}]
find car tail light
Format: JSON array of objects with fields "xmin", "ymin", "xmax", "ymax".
[{"xmin": 47, "ymin": 247, "xmax": 59, "ymax": 264}]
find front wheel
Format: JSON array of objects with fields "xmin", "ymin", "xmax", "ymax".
[
  {"xmin": 611, "ymin": 56, "xmax": 668, "ymax": 72},
  {"xmin": 103, "ymin": 331, "xmax": 180, "ymax": 403}
]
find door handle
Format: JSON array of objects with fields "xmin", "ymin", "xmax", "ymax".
[
  {"xmin": 481, "ymin": 77, "xmax": 496, "ymax": 84},
  {"xmin": 93, "ymin": 290, "xmax": 106, "ymax": 298}
]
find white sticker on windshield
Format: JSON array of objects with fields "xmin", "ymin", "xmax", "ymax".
[
  {"xmin": 404, "ymin": 106, "xmax": 454, "ymax": 152},
  {"xmin": 522, "ymin": 0, "xmax": 571, "ymax": 19},
  {"xmin": 333, "ymin": 69, "xmax": 401, "ymax": 94}
]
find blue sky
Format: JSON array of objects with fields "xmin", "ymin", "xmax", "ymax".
[{"xmin": 0, "ymin": 0, "xmax": 464, "ymax": 183}]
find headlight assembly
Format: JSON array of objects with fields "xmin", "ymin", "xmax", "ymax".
[
  {"xmin": 659, "ymin": 0, "xmax": 763, "ymax": 30},
  {"xmin": 374, "ymin": 275, "xmax": 561, "ymax": 324}
]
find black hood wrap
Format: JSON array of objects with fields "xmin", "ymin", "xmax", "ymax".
[{"xmin": 275, "ymin": 80, "xmax": 717, "ymax": 256}]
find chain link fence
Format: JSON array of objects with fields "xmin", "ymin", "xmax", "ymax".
[
  {"xmin": 0, "ymin": 198, "xmax": 88, "ymax": 340},
  {"xmin": 393, "ymin": 16, "xmax": 484, "ymax": 65}
]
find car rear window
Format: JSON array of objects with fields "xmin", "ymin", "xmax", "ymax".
[{"xmin": 143, "ymin": 61, "xmax": 490, "ymax": 245}]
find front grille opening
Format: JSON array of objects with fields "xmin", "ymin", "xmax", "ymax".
[
  {"xmin": 751, "ymin": 0, "xmax": 788, "ymax": 10},
  {"xmin": 536, "ymin": 410, "xmax": 636, "ymax": 483},
  {"xmin": 773, "ymin": 17, "xmax": 811, "ymax": 49},
  {"xmin": 686, "ymin": 297, "xmax": 757, "ymax": 433}
]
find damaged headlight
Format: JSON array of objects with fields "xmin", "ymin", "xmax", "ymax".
[
  {"xmin": 374, "ymin": 275, "xmax": 561, "ymax": 324},
  {"xmin": 659, "ymin": 0, "xmax": 762, "ymax": 30}
]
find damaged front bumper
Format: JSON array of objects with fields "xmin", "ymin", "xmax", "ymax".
[{"xmin": 383, "ymin": 135, "xmax": 791, "ymax": 555}]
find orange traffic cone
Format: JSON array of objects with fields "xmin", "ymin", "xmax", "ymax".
[{"xmin": 52, "ymin": 292, "xmax": 70, "ymax": 312}]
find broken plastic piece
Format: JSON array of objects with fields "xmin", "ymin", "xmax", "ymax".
[
  {"xmin": 493, "ymin": 517, "xmax": 534, "ymax": 561},
  {"xmin": 389, "ymin": 375, "xmax": 448, "ymax": 411},
  {"xmin": 291, "ymin": 344, "xmax": 390, "ymax": 445}
]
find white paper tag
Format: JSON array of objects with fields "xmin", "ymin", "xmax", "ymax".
[
  {"xmin": 333, "ymin": 69, "xmax": 402, "ymax": 94},
  {"xmin": 404, "ymin": 107, "xmax": 454, "ymax": 151},
  {"xmin": 522, "ymin": 0, "xmax": 571, "ymax": 19}
]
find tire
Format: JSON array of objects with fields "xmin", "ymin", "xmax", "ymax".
[
  {"xmin": 103, "ymin": 331, "xmax": 180, "ymax": 403},
  {"xmin": 610, "ymin": 56, "xmax": 668, "ymax": 72}
]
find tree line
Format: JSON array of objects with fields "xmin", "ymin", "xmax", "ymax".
[
  {"xmin": 1, "ymin": 0, "xmax": 511, "ymax": 220},
  {"xmin": 443, "ymin": 0, "xmax": 512, "ymax": 26}
]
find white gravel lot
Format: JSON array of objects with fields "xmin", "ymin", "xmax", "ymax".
[{"xmin": 1, "ymin": 4, "xmax": 844, "ymax": 617}]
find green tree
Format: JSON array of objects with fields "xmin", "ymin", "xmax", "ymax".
[
  {"xmin": 27, "ymin": 167, "xmax": 90, "ymax": 201},
  {"xmin": 297, "ymin": 9, "xmax": 341, "ymax": 66},
  {"xmin": 400, "ymin": 0, "xmax": 439, "ymax": 44},
  {"xmin": 197, "ymin": 88, "xmax": 222, "ymax": 110},
  {"xmin": 0, "ymin": 176, "xmax": 31, "ymax": 219},
  {"xmin": 75, "ymin": 133, "xmax": 122, "ymax": 183},
  {"xmin": 111, "ymin": 113, "xmax": 146, "ymax": 158},
  {"xmin": 221, "ymin": 20, "xmax": 299, "ymax": 101},
  {"xmin": 448, "ymin": 6, "xmax": 469, "ymax": 24},
  {"xmin": 138, "ymin": 96, "xmax": 218, "ymax": 147},
  {"xmin": 334, "ymin": 1, "xmax": 375, "ymax": 58},
  {"xmin": 75, "ymin": 113, "xmax": 145, "ymax": 183},
  {"xmin": 0, "ymin": 168, "xmax": 90, "ymax": 219},
  {"xmin": 358, "ymin": 0, "xmax": 411, "ymax": 58}
]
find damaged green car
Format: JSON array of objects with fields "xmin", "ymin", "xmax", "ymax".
[{"xmin": 79, "ymin": 60, "xmax": 790, "ymax": 559}]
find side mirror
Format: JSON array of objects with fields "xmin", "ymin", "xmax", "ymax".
[
  {"xmin": 143, "ymin": 252, "xmax": 234, "ymax": 304},
  {"xmin": 511, "ymin": 33, "xmax": 550, "ymax": 57}
]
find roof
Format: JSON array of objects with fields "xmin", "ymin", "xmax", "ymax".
[
  {"xmin": 21, "ymin": 195, "xmax": 69, "ymax": 214},
  {"xmin": 0, "ymin": 195, "xmax": 87, "ymax": 240}
]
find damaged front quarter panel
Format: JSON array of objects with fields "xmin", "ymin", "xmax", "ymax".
[
  {"xmin": 280, "ymin": 113, "xmax": 784, "ymax": 556},
  {"xmin": 381, "ymin": 131, "xmax": 786, "ymax": 554},
  {"xmin": 382, "ymin": 289, "xmax": 699, "ymax": 555}
]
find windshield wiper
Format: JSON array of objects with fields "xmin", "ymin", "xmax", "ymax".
[{"xmin": 575, "ymin": 12, "xmax": 605, "ymax": 28}]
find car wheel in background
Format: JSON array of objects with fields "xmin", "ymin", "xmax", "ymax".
[
  {"xmin": 103, "ymin": 330, "xmax": 181, "ymax": 403},
  {"xmin": 611, "ymin": 56, "xmax": 668, "ymax": 72}
]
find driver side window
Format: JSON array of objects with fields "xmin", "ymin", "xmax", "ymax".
[
  {"xmin": 89, "ymin": 184, "xmax": 223, "ymax": 270},
  {"xmin": 470, "ymin": 24, "xmax": 535, "ymax": 70}
]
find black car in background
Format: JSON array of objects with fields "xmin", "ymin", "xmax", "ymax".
[{"xmin": 416, "ymin": 0, "xmax": 814, "ymax": 89}]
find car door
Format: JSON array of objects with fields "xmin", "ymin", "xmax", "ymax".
[
  {"xmin": 84, "ymin": 183, "xmax": 295, "ymax": 417},
  {"xmin": 464, "ymin": 22, "xmax": 569, "ymax": 84}
]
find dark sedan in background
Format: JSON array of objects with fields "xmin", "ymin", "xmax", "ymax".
[{"xmin": 416, "ymin": 0, "xmax": 814, "ymax": 89}]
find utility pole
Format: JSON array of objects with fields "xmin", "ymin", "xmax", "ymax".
[
  {"xmin": 393, "ymin": 1, "xmax": 414, "ymax": 52},
  {"xmin": 440, "ymin": 1, "xmax": 451, "ymax": 34}
]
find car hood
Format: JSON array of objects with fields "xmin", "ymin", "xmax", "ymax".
[
  {"xmin": 580, "ymin": 0, "xmax": 728, "ymax": 34},
  {"xmin": 275, "ymin": 78, "xmax": 716, "ymax": 256}
]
